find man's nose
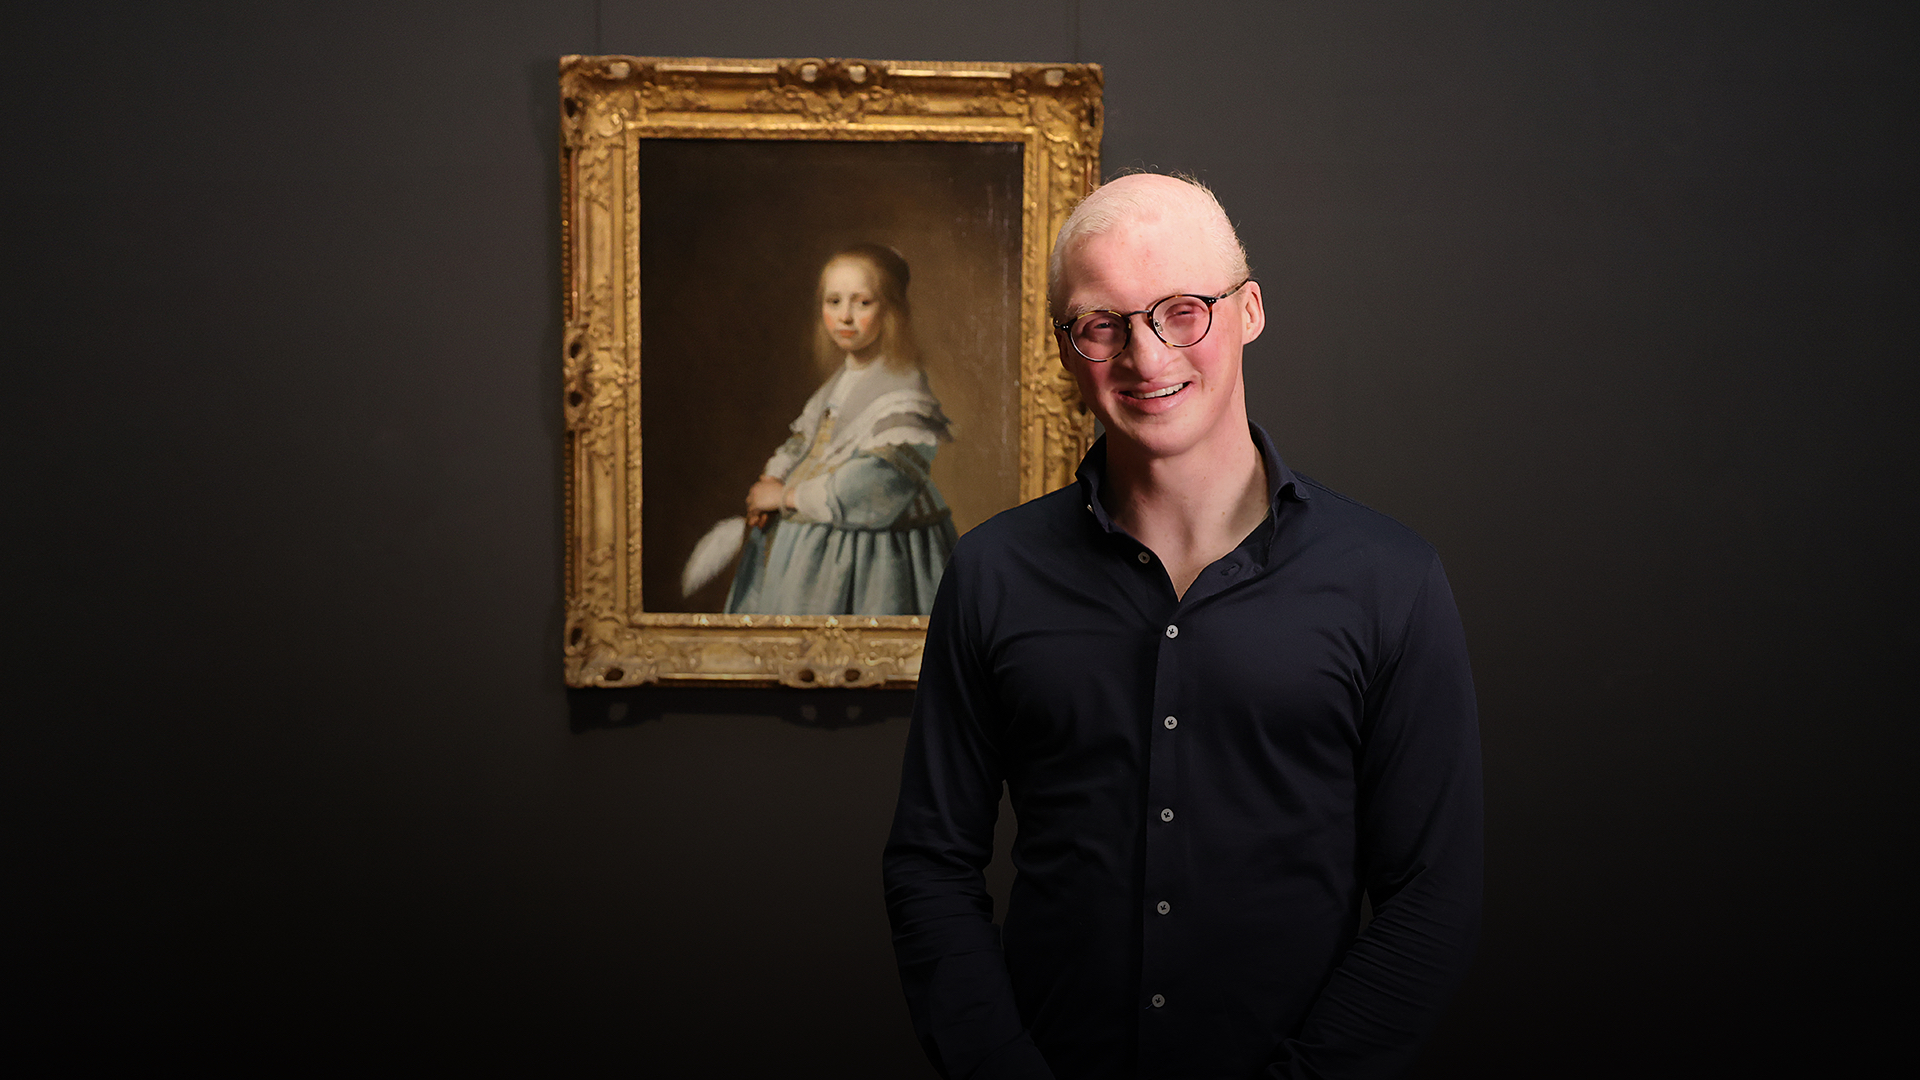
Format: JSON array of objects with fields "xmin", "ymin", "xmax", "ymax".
[{"xmin": 1119, "ymin": 313, "xmax": 1179, "ymax": 375}]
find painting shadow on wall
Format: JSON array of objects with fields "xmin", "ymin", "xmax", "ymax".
[{"xmin": 567, "ymin": 687, "xmax": 915, "ymax": 733}]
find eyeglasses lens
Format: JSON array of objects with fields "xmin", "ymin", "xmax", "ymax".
[
  {"xmin": 1069, "ymin": 296, "xmax": 1216, "ymax": 360},
  {"xmin": 1151, "ymin": 296, "xmax": 1213, "ymax": 348},
  {"xmin": 1070, "ymin": 312, "xmax": 1127, "ymax": 360}
]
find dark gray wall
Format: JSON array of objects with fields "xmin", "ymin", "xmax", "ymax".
[{"xmin": 6, "ymin": 2, "xmax": 1913, "ymax": 1074}]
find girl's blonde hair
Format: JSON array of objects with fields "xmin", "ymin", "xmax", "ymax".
[{"xmin": 813, "ymin": 243, "xmax": 920, "ymax": 375}]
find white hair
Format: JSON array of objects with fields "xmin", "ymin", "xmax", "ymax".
[{"xmin": 1047, "ymin": 172, "xmax": 1251, "ymax": 317}]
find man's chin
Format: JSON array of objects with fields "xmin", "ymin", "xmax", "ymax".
[{"xmin": 1101, "ymin": 417, "xmax": 1211, "ymax": 461}]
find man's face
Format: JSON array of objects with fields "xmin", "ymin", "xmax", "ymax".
[{"xmin": 1054, "ymin": 210, "xmax": 1265, "ymax": 464}]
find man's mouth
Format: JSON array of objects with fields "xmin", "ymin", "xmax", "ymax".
[{"xmin": 1125, "ymin": 382, "xmax": 1189, "ymax": 400}]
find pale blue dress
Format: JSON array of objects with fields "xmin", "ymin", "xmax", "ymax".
[{"xmin": 725, "ymin": 360, "xmax": 957, "ymax": 616}]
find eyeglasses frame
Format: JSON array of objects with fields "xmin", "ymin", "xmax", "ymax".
[{"xmin": 1052, "ymin": 278, "xmax": 1256, "ymax": 362}]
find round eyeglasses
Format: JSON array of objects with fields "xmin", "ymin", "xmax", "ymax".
[{"xmin": 1054, "ymin": 279, "xmax": 1254, "ymax": 362}]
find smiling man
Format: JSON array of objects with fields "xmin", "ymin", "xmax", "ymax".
[{"xmin": 883, "ymin": 174, "xmax": 1483, "ymax": 1079}]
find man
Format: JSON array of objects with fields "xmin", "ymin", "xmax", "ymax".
[{"xmin": 883, "ymin": 174, "xmax": 1482, "ymax": 1079}]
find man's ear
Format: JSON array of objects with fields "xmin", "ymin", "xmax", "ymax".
[{"xmin": 1238, "ymin": 281, "xmax": 1267, "ymax": 345}]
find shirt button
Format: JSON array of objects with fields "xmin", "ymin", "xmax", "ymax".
[
  {"xmin": 1150, "ymin": 993, "xmax": 1166, "ymax": 1008},
  {"xmin": 1165, "ymin": 624, "xmax": 1179, "ymax": 639},
  {"xmin": 1156, "ymin": 900, "xmax": 1171, "ymax": 915},
  {"xmin": 1163, "ymin": 716, "xmax": 1177, "ymax": 730},
  {"xmin": 1160, "ymin": 807, "xmax": 1174, "ymax": 822},
  {"xmin": 1137, "ymin": 551, "xmax": 1150, "ymax": 564}
]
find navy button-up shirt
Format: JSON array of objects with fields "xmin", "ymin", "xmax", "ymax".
[{"xmin": 884, "ymin": 425, "xmax": 1482, "ymax": 1079}]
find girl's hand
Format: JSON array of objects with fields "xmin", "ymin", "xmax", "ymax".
[{"xmin": 746, "ymin": 476, "xmax": 788, "ymax": 528}]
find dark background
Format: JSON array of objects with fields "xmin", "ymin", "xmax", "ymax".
[{"xmin": 5, "ymin": 2, "xmax": 1913, "ymax": 1075}]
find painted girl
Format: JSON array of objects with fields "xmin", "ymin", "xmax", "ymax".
[{"xmin": 687, "ymin": 243, "xmax": 957, "ymax": 616}]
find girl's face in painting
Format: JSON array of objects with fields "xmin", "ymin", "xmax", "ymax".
[{"xmin": 820, "ymin": 259, "xmax": 884, "ymax": 358}]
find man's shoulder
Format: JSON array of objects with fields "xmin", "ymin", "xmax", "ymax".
[
  {"xmin": 1290, "ymin": 472, "xmax": 1440, "ymax": 570},
  {"xmin": 948, "ymin": 484, "xmax": 1089, "ymax": 568},
  {"xmin": 961, "ymin": 483, "xmax": 1088, "ymax": 542}
]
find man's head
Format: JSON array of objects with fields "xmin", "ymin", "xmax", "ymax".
[
  {"xmin": 1048, "ymin": 174, "xmax": 1249, "ymax": 318},
  {"xmin": 1048, "ymin": 173, "xmax": 1265, "ymax": 464}
]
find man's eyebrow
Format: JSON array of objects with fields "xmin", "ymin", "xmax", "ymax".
[
  {"xmin": 1060, "ymin": 300, "xmax": 1115, "ymax": 320},
  {"xmin": 1061, "ymin": 290, "xmax": 1196, "ymax": 320}
]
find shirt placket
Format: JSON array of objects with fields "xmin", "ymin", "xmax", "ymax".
[
  {"xmin": 1138, "ymin": 549, "xmax": 1187, "ymax": 1072},
  {"xmin": 1131, "ymin": 535, "xmax": 1266, "ymax": 1075}
]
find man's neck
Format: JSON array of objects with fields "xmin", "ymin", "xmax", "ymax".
[{"xmin": 1105, "ymin": 418, "xmax": 1270, "ymax": 601}]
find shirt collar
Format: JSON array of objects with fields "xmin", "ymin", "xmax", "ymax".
[{"xmin": 1075, "ymin": 421, "xmax": 1308, "ymax": 548}]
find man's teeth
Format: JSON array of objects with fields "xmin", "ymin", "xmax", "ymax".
[{"xmin": 1136, "ymin": 383, "xmax": 1186, "ymax": 399}]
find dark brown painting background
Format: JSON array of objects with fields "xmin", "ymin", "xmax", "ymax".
[{"xmin": 638, "ymin": 139, "xmax": 1024, "ymax": 613}]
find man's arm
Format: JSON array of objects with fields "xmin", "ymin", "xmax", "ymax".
[
  {"xmin": 1273, "ymin": 553, "xmax": 1485, "ymax": 1079},
  {"xmin": 882, "ymin": 555, "xmax": 1055, "ymax": 1080}
]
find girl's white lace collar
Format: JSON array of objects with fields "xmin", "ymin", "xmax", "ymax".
[{"xmin": 825, "ymin": 354, "xmax": 883, "ymax": 412}]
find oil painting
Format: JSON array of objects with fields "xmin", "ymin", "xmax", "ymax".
[{"xmin": 560, "ymin": 56, "xmax": 1102, "ymax": 687}]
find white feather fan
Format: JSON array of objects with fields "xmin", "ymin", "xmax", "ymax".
[{"xmin": 681, "ymin": 516, "xmax": 748, "ymax": 597}]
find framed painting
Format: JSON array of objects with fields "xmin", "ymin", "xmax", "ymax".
[{"xmin": 559, "ymin": 56, "xmax": 1102, "ymax": 688}]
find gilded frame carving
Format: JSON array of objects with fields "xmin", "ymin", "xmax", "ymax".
[{"xmin": 559, "ymin": 56, "xmax": 1102, "ymax": 688}]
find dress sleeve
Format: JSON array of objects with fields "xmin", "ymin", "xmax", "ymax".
[
  {"xmin": 762, "ymin": 429, "xmax": 810, "ymax": 481},
  {"xmin": 1271, "ymin": 554, "xmax": 1484, "ymax": 1079},
  {"xmin": 765, "ymin": 376, "xmax": 841, "ymax": 480},
  {"xmin": 788, "ymin": 441, "xmax": 940, "ymax": 528},
  {"xmin": 882, "ymin": 552, "xmax": 1056, "ymax": 1080}
]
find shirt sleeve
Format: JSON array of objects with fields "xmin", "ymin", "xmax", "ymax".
[
  {"xmin": 882, "ymin": 552, "xmax": 1056, "ymax": 1080},
  {"xmin": 1272, "ymin": 553, "xmax": 1485, "ymax": 1079}
]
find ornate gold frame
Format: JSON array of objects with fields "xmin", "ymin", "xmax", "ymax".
[{"xmin": 559, "ymin": 56, "xmax": 1102, "ymax": 688}]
